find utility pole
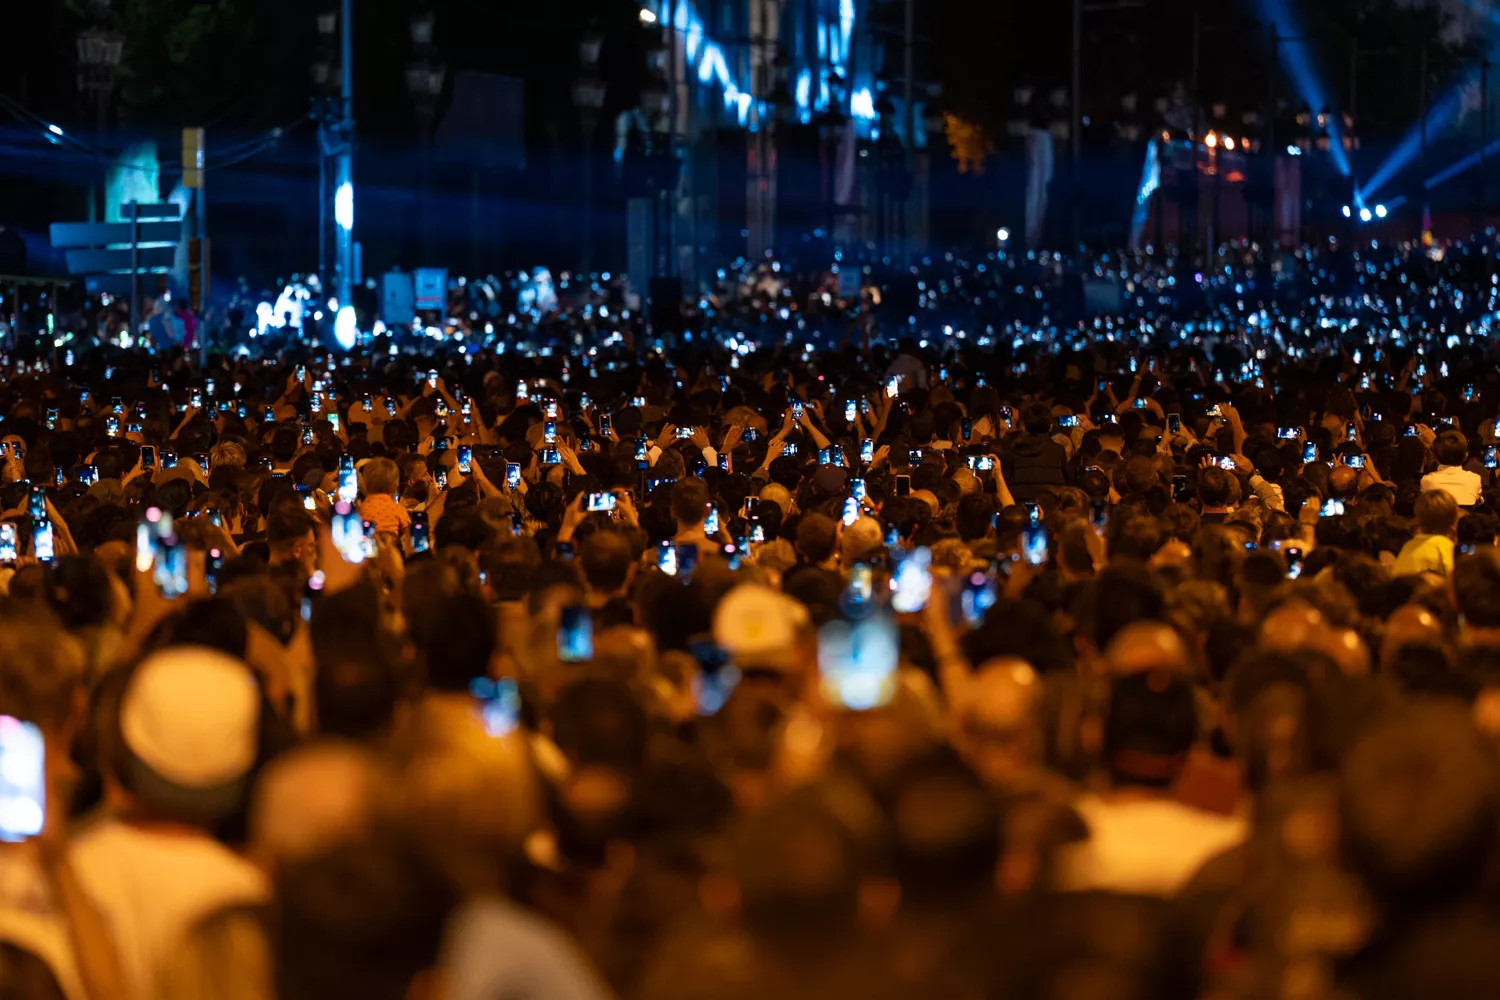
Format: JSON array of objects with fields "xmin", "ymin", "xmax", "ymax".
[{"xmin": 902, "ymin": 0, "xmax": 915, "ymax": 263}]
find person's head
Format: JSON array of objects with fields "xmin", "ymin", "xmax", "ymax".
[
  {"xmin": 1453, "ymin": 550, "xmax": 1500, "ymax": 630},
  {"xmin": 111, "ymin": 646, "xmax": 262, "ymax": 827},
  {"xmin": 1021, "ymin": 402, "xmax": 1053, "ymax": 436},
  {"xmin": 250, "ymin": 741, "xmax": 386, "ymax": 873},
  {"xmin": 408, "ymin": 590, "xmax": 496, "ymax": 693},
  {"xmin": 0, "ymin": 612, "xmax": 87, "ymax": 742},
  {"xmin": 1416, "ymin": 488, "xmax": 1460, "ymax": 537},
  {"xmin": 1433, "ymin": 430, "xmax": 1469, "ymax": 468},
  {"xmin": 953, "ymin": 657, "xmax": 1042, "ymax": 792},
  {"xmin": 360, "ymin": 457, "xmax": 400, "ymax": 497},
  {"xmin": 1197, "ymin": 467, "xmax": 1238, "ymax": 510},
  {"xmin": 1102, "ymin": 670, "xmax": 1196, "ymax": 789},
  {"xmin": 579, "ymin": 529, "xmax": 635, "ymax": 596},
  {"xmin": 672, "ymin": 477, "xmax": 710, "ymax": 529},
  {"xmin": 273, "ymin": 827, "xmax": 458, "ymax": 1000},
  {"xmin": 887, "ymin": 749, "xmax": 1002, "ymax": 909},
  {"xmin": 795, "ymin": 512, "xmax": 838, "ymax": 565},
  {"xmin": 955, "ymin": 492, "xmax": 995, "ymax": 543},
  {"xmin": 1340, "ymin": 701, "xmax": 1499, "ymax": 908},
  {"xmin": 266, "ymin": 507, "xmax": 317, "ymax": 575},
  {"xmin": 840, "ymin": 516, "xmax": 883, "ymax": 565}
]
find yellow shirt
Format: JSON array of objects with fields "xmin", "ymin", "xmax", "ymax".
[{"xmin": 1393, "ymin": 533, "xmax": 1454, "ymax": 577}]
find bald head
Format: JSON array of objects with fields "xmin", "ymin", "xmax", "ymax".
[
  {"xmin": 841, "ymin": 516, "xmax": 883, "ymax": 565},
  {"xmin": 1104, "ymin": 621, "xmax": 1191, "ymax": 677},
  {"xmin": 956, "ymin": 658, "xmax": 1042, "ymax": 791},
  {"xmin": 1259, "ymin": 601, "xmax": 1327, "ymax": 652},
  {"xmin": 1381, "ymin": 605, "xmax": 1444, "ymax": 673},
  {"xmin": 250, "ymin": 741, "xmax": 384, "ymax": 871}
]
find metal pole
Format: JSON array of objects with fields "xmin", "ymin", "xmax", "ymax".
[
  {"xmin": 129, "ymin": 202, "xmax": 139, "ymax": 343},
  {"xmin": 335, "ymin": 0, "xmax": 354, "ymax": 311},
  {"xmin": 903, "ymin": 0, "xmax": 916, "ymax": 262}
]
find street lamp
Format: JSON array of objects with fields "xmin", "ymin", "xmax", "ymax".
[{"xmin": 572, "ymin": 24, "xmax": 607, "ymax": 276}]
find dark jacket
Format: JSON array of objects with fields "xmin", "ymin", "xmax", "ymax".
[{"xmin": 1005, "ymin": 435, "xmax": 1069, "ymax": 502}]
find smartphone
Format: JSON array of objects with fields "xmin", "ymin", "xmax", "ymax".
[
  {"xmin": 1023, "ymin": 501, "xmax": 1039, "ymax": 523},
  {"xmin": 106, "ymin": 416, "xmax": 120, "ymax": 437},
  {"xmin": 1132, "ymin": 398, "xmax": 1149, "ymax": 410},
  {"xmin": 1302, "ymin": 443, "xmax": 1318, "ymax": 463},
  {"xmin": 1167, "ymin": 413, "xmax": 1182, "ymax": 434},
  {"xmin": 336, "ymin": 454, "xmax": 357, "ymax": 503},
  {"xmin": 841, "ymin": 496, "xmax": 860, "ymax": 526},
  {"xmin": 505, "ymin": 463, "xmax": 521, "ymax": 489},
  {"xmin": 435, "ymin": 466, "xmax": 449, "ymax": 490},
  {"xmin": 544, "ymin": 420, "xmax": 557, "ymax": 444},
  {"xmin": 845, "ymin": 400, "xmax": 858, "ymax": 423},
  {"xmin": 599, "ymin": 413, "xmax": 613, "ymax": 437},
  {"xmin": 0, "ymin": 524, "xmax": 16, "ymax": 564},
  {"xmin": 1217, "ymin": 456, "xmax": 1237, "ymax": 471},
  {"xmin": 1278, "ymin": 426, "xmax": 1299, "ymax": 440},
  {"xmin": 1058, "ymin": 415, "xmax": 1080, "ymax": 428},
  {"xmin": 383, "ymin": 397, "xmax": 397, "ymax": 418},
  {"xmin": 704, "ymin": 504, "xmax": 720, "ymax": 535},
  {"xmin": 861, "ymin": 438, "xmax": 874, "ymax": 464},
  {"xmin": 1207, "ymin": 404, "xmax": 1222, "ymax": 417},
  {"xmin": 44, "ymin": 408, "xmax": 57, "ymax": 431},
  {"xmin": 190, "ymin": 388, "xmax": 203, "ymax": 409},
  {"xmin": 895, "ymin": 475, "xmax": 911, "ymax": 497},
  {"xmin": 1486, "ymin": 445, "xmax": 1499, "ymax": 469},
  {"xmin": 78, "ymin": 464, "xmax": 98, "ymax": 486},
  {"xmin": 1022, "ymin": 522, "xmax": 1049, "ymax": 567},
  {"xmin": 818, "ymin": 613, "xmax": 900, "ymax": 711},
  {"xmin": 1403, "ymin": 424, "xmax": 1421, "ymax": 438},
  {"xmin": 457, "ymin": 445, "xmax": 472, "ymax": 474},
  {"xmin": 0, "ymin": 716, "xmax": 45, "ymax": 842},
  {"xmin": 634, "ymin": 438, "xmax": 649, "ymax": 467},
  {"xmin": 850, "ymin": 478, "xmax": 867, "ymax": 502},
  {"xmin": 1284, "ymin": 545, "xmax": 1305, "ymax": 579},
  {"xmin": 657, "ymin": 540, "xmax": 678, "ymax": 577},
  {"xmin": 138, "ymin": 445, "xmax": 156, "ymax": 471},
  {"xmin": 301, "ymin": 426, "xmax": 316, "ymax": 447},
  {"xmin": 410, "ymin": 511, "xmax": 430, "ymax": 554},
  {"xmin": 961, "ymin": 572, "xmax": 997, "ymax": 626},
  {"xmin": 1346, "ymin": 454, "xmax": 1366, "ymax": 469},
  {"xmin": 153, "ymin": 538, "xmax": 189, "ymax": 599},
  {"xmin": 885, "ymin": 376, "xmax": 901, "ymax": 399},
  {"xmin": 1320, "ymin": 499, "xmax": 1346, "ymax": 517},
  {"xmin": 1090, "ymin": 500, "xmax": 1109, "ymax": 529},
  {"xmin": 587, "ymin": 492, "xmax": 617, "ymax": 512},
  {"xmin": 539, "ymin": 448, "xmax": 560, "ymax": 466},
  {"xmin": 471, "ymin": 677, "xmax": 521, "ymax": 737},
  {"xmin": 908, "ymin": 449, "xmax": 924, "ymax": 465},
  {"xmin": 791, "ymin": 401, "xmax": 805, "ymax": 421},
  {"xmin": 331, "ymin": 501, "xmax": 366, "ymax": 564},
  {"xmin": 890, "ymin": 547, "xmax": 933, "ymax": 614}
]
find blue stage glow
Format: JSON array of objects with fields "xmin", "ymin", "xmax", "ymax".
[
  {"xmin": 851, "ymin": 88, "xmax": 875, "ymax": 121},
  {"xmin": 1358, "ymin": 75, "xmax": 1472, "ymax": 202},
  {"xmin": 1421, "ymin": 133, "xmax": 1500, "ymax": 192},
  {"xmin": 1253, "ymin": 0, "xmax": 1350, "ymax": 177}
]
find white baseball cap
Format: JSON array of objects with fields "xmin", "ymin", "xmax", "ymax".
[
  {"xmin": 121, "ymin": 646, "xmax": 260, "ymax": 792},
  {"xmin": 712, "ymin": 584, "xmax": 810, "ymax": 671}
]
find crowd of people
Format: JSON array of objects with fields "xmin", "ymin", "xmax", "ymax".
[{"xmin": 1, "ymin": 234, "xmax": 1500, "ymax": 1000}]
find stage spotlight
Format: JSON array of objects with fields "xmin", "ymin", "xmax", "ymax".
[
  {"xmin": 1341, "ymin": 205, "xmax": 1351, "ymax": 218},
  {"xmin": 1375, "ymin": 204, "xmax": 1387, "ymax": 219},
  {"xmin": 1204, "ymin": 131, "xmax": 1218, "ymax": 148},
  {"xmin": 997, "ymin": 227, "xmax": 1011, "ymax": 244},
  {"xmin": 639, "ymin": 6, "xmax": 657, "ymax": 22},
  {"xmin": 1223, "ymin": 136, "xmax": 1235, "ymax": 151},
  {"xmin": 1359, "ymin": 207, "xmax": 1372, "ymax": 223}
]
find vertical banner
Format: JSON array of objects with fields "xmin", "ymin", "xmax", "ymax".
[{"xmin": 1024, "ymin": 128, "xmax": 1054, "ymax": 249}]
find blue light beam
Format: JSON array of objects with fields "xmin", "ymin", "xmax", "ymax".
[{"xmin": 1253, "ymin": 0, "xmax": 1351, "ymax": 177}]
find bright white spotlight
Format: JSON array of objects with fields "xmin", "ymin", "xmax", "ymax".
[
  {"xmin": 1359, "ymin": 207, "xmax": 1372, "ymax": 223},
  {"xmin": 334, "ymin": 181, "xmax": 354, "ymax": 231},
  {"xmin": 997, "ymin": 227, "xmax": 1011, "ymax": 243},
  {"xmin": 1342, "ymin": 205, "xmax": 1352, "ymax": 218},
  {"xmin": 638, "ymin": 6, "xmax": 657, "ymax": 22},
  {"xmin": 1204, "ymin": 131, "xmax": 1218, "ymax": 149},
  {"xmin": 1286, "ymin": 144, "xmax": 1302, "ymax": 156},
  {"xmin": 47, "ymin": 124, "xmax": 63, "ymax": 136},
  {"xmin": 1375, "ymin": 204, "xmax": 1388, "ymax": 219},
  {"xmin": 1223, "ymin": 136, "xmax": 1235, "ymax": 151},
  {"xmin": 334, "ymin": 305, "xmax": 358, "ymax": 351}
]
